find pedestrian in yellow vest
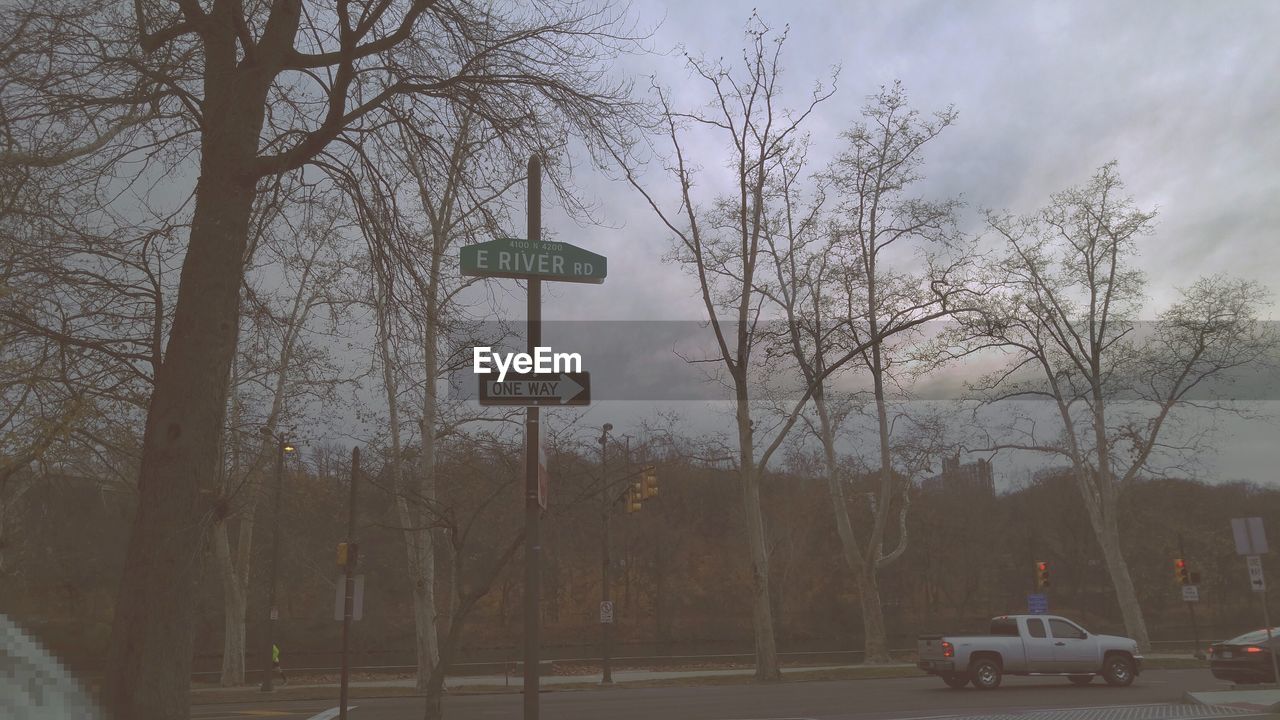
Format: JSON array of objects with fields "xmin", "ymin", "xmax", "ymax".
[{"xmin": 272, "ymin": 643, "xmax": 288, "ymax": 685}]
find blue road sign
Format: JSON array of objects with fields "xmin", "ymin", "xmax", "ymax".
[{"xmin": 1027, "ymin": 593, "xmax": 1049, "ymax": 614}]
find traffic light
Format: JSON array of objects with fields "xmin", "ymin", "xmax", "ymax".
[
  {"xmin": 626, "ymin": 480, "xmax": 643, "ymax": 513},
  {"xmin": 1174, "ymin": 558, "xmax": 1190, "ymax": 585},
  {"xmin": 1036, "ymin": 561, "xmax": 1051, "ymax": 589},
  {"xmin": 337, "ymin": 541, "xmax": 359, "ymax": 568},
  {"xmin": 642, "ymin": 466, "xmax": 658, "ymax": 499}
]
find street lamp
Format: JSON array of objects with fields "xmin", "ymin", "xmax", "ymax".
[
  {"xmin": 599, "ymin": 423, "xmax": 613, "ymax": 684},
  {"xmin": 261, "ymin": 436, "xmax": 296, "ymax": 692}
]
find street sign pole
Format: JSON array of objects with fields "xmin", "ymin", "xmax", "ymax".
[
  {"xmin": 460, "ymin": 154, "xmax": 605, "ymax": 719},
  {"xmin": 339, "ymin": 447, "xmax": 359, "ymax": 720},
  {"xmin": 1254, "ymin": 556, "xmax": 1280, "ymax": 687},
  {"xmin": 523, "ymin": 155, "xmax": 542, "ymax": 720},
  {"xmin": 1179, "ymin": 535, "xmax": 1203, "ymax": 659},
  {"xmin": 599, "ymin": 425, "xmax": 613, "ymax": 685},
  {"xmin": 1263, "ymin": 581, "xmax": 1280, "ymax": 686},
  {"xmin": 1233, "ymin": 518, "xmax": 1276, "ymax": 683},
  {"xmin": 260, "ymin": 440, "xmax": 286, "ymax": 692}
]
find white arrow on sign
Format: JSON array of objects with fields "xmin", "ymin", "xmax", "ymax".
[{"xmin": 555, "ymin": 374, "xmax": 584, "ymax": 404}]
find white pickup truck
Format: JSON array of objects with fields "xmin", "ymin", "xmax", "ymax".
[{"xmin": 917, "ymin": 614, "xmax": 1143, "ymax": 689}]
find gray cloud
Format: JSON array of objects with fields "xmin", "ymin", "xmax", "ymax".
[{"xmin": 554, "ymin": 0, "xmax": 1280, "ymax": 322}]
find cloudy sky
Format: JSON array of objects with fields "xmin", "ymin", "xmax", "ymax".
[
  {"xmin": 494, "ymin": 0, "xmax": 1280, "ymax": 487},
  {"xmin": 534, "ymin": 0, "xmax": 1280, "ymax": 323}
]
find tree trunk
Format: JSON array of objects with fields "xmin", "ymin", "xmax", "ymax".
[
  {"xmin": 0, "ymin": 488, "xmax": 11, "ymax": 593},
  {"xmin": 407, "ymin": 556, "xmax": 440, "ymax": 691},
  {"xmin": 857, "ymin": 564, "xmax": 890, "ymax": 663},
  {"xmin": 654, "ymin": 543, "xmax": 668, "ymax": 643},
  {"xmin": 814, "ymin": 385, "xmax": 894, "ymax": 664},
  {"xmin": 863, "ymin": 343, "xmax": 897, "ymax": 664},
  {"xmin": 376, "ymin": 266, "xmax": 441, "ymax": 692},
  {"xmin": 1086, "ymin": 387, "xmax": 1151, "ymax": 652},
  {"xmin": 212, "ymin": 521, "xmax": 247, "ymax": 686},
  {"xmin": 0, "ymin": 476, "xmax": 28, "ymax": 588},
  {"xmin": 102, "ymin": 45, "xmax": 272, "ymax": 709},
  {"xmin": 410, "ymin": 314, "xmax": 441, "ymax": 690},
  {"xmin": 737, "ymin": 388, "xmax": 780, "ymax": 681},
  {"xmin": 216, "ymin": 359, "xmax": 247, "ymax": 687},
  {"xmin": 103, "ymin": 164, "xmax": 258, "ymax": 719},
  {"xmin": 421, "ymin": 606, "xmax": 458, "ymax": 720},
  {"xmin": 215, "ymin": 291, "xmax": 302, "ymax": 687},
  {"xmin": 1088, "ymin": 495, "xmax": 1151, "ymax": 651}
]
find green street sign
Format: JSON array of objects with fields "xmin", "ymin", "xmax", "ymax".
[{"xmin": 460, "ymin": 238, "xmax": 606, "ymax": 284}]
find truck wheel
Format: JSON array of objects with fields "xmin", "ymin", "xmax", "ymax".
[
  {"xmin": 969, "ymin": 658, "xmax": 1002, "ymax": 690},
  {"xmin": 1068, "ymin": 675, "xmax": 1094, "ymax": 686},
  {"xmin": 1102, "ymin": 654, "xmax": 1135, "ymax": 687},
  {"xmin": 942, "ymin": 674, "xmax": 969, "ymax": 689}
]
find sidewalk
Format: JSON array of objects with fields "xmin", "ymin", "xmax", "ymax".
[
  {"xmin": 450, "ymin": 662, "xmax": 908, "ymax": 688},
  {"xmin": 190, "ymin": 653, "xmax": 1207, "ymax": 704},
  {"xmin": 1184, "ymin": 688, "xmax": 1280, "ymax": 713},
  {"xmin": 190, "ymin": 663, "xmax": 918, "ymax": 703}
]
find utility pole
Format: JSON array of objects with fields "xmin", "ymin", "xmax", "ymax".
[
  {"xmin": 599, "ymin": 423, "xmax": 613, "ymax": 684},
  {"xmin": 339, "ymin": 447, "xmax": 360, "ymax": 719},
  {"xmin": 261, "ymin": 437, "xmax": 293, "ymax": 691},
  {"xmin": 523, "ymin": 154, "xmax": 542, "ymax": 720}
]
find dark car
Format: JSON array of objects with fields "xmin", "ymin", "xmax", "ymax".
[{"xmin": 1210, "ymin": 628, "xmax": 1280, "ymax": 684}]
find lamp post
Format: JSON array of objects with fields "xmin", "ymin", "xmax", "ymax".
[
  {"xmin": 599, "ymin": 423, "xmax": 613, "ymax": 684},
  {"xmin": 260, "ymin": 437, "xmax": 295, "ymax": 692}
]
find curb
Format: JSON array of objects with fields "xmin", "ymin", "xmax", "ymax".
[
  {"xmin": 1183, "ymin": 689, "xmax": 1280, "ymax": 714},
  {"xmin": 191, "ymin": 665, "xmax": 929, "ymax": 704}
]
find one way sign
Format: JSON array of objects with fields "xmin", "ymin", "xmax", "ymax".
[
  {"xmin": 1248, "ymin": 555, "xmax": 1266, "ymax": 593},
  {"xmin": 478, "ymin": 372, "xmax": 590, "ymax": 406}
]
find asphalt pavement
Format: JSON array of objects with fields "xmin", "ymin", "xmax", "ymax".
[{"xmin": 189, "ymin": 668, "xmax": 1265, "ymax": 720}]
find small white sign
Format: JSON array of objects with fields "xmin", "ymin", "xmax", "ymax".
[
  {"xmin": 1233, "ymin": 517, "xmax": 1270, "ymax": 556},
  {"xmin": 1248, "ymin": 555, "xmax": 1266, "ymax": 593},
  {"xmin": 1182, "ymin": 585, "xmax": 1200, "ymax": 602},
  {"xmin": 270, "ymin": 608, "xmax": 278, "ymax": 621},
  {"xmin": 334, "ymin": 575, "xmax": 366, "ymax": 621},
  {"xmin": 599, "ymin": 600, "xmax": 614, "ymax": 624}
]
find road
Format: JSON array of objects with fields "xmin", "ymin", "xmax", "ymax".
[{"xmin": 190, "ymin": 669, "xmax": 1264, "ymax": 720}]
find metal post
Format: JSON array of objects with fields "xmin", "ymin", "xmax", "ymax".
[
  {"xmin": 339, "ymin": 447, "xmax": 360, "ymax": 719},
  {"xmin": 1187, "ymin": 589, "xmax": 1203, "ymax": 660},
  {"xmin": 260, "ymin": 439, "xmax": 286, "ymax": 692},
  {"xmin": 600, "ymin": 424, "xmax": 613, "ymax": 684},
  {"xmin": 1178, "ymin": 535, "xmax": 1203, "ymax": 659},
  {"xmin": 523, "ymin": 154, "xmax": 542, "ymax": 720},
  {"xmin": 1265, "ymin": 587, "xmax": 1280, "ymax": 686}
]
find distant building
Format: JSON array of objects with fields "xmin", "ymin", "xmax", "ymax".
[{"xmin": 922, "ymin": 455, "xmax": 995, "ymax": 496}]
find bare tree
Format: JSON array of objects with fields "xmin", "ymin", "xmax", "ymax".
[
  {"xmin": 0, "ymin": 0, "xmax": 642, "ymax": 713},
  {"xmin": 349, "ymin": 97, "xmax": 525, "ymax": 690},
  {"xmin": 821, "ymin": 84, "xmax": 965, "ymax": 662},
  {"xmin": 619, "ymin": 17, "xmax": 836, "ymax": 679},
  {"xmin": 414, "ymin": 436, "xmax": 526, "ymax": 720},
  {"xmin": 757, "ymin": 83, "xmax": 974, "ymax": 662},
  {"xmin": 953, "ymin": 163, "xmax": 1279, "ymax": 651},
  {"xmin": 0, "ymin": 156, "xmax": 181, "ymax": 595},
  {"xmin": 211, "ymin": 194, "xmax": 356, "ymax": 686}
]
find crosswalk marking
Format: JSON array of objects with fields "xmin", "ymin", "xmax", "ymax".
[{"xmin": 305, "ymin": 706, "xmax": 357, "ymax": 720}]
